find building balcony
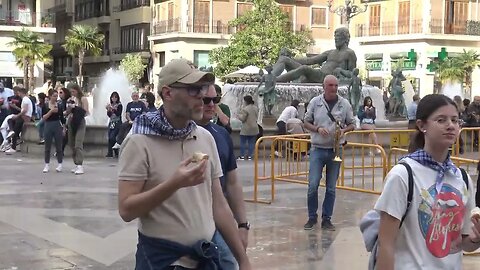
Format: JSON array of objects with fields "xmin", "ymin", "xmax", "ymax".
[
  {"xmin": 113, "ymin": 0, "xmax": 149, "ymax": 12},
  {"xmin": 151, "ymin": 18, "xmax": 234, "ymax": 38},
  {"xmin": 355, "ymin": 19, "xmax": 480, "ymax": 41},
  {"xmin": 75, "ymin": 9, "xmax": 110, "ymax": 22},
  {"xmin": 48, "ymin": 0, "xmax": 74, "ymax": 15},
  {"xmin": 0, "ymin": 11, "xmax": 56, "ymax": 33}
]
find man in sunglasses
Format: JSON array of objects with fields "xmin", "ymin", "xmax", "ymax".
[
  {"xmin": 118, "ymin": 59, "xmax": 251, "ymax": 270},
  {"xmin": 195, "ymin": 84, "xmax": 249, "ymax": 269}
]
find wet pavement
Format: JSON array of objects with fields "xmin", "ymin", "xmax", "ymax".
[{"xmin": 0, "ymin": 153, "xmax": 478, "ymax": 269}]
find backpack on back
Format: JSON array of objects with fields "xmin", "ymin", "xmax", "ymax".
[{"xmin": 359, "ymin": 162, "xmax": 469, "ymax": 270}]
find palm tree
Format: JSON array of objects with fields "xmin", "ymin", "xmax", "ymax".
[
  {"xmin": 457, "ymin": 49, "xmax": 480, "ymax": 98},
  {"xmin": 63, "ymin": 25, "xmax": 104, "ymax": 87},
  {"xmin": 436, "ymin": 57, "xmax": 464, "ymax": 84},
  {"xmin": 8, "ymin": 28, "xmax": 52, "ymax": 91}
]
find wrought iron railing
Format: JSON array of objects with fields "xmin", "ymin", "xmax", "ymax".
[
  {"xmin": 153, "ymin": 18, "xmax": 235, "ymax": 35},
  {"xmin": 0, "ymin": 10, "xmax": 55, "ymax": 27},
  {"xmin": 355, "ymin": 19, "xmax": 480, "ymax": 37},
  {"xmin": 113, "ymin": 0, "xmax": 150, "ymax": 12}
]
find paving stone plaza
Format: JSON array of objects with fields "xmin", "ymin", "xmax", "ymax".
[{"xmin": 0, "ymin": 153, "xmax": 478, "ymax": 270}]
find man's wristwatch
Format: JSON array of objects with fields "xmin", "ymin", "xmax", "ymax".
[{"xmin": 238, "ymin": 222, "xmax": 250, "ymax": 230}]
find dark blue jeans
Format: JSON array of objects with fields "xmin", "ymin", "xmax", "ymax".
[
  {"xmin": 307, "ymin": 147, "xmax": 342, "ymax": 221},
  {"xmin": 239, "ymin": 135, "xmax": 256, "ymax": 158}
]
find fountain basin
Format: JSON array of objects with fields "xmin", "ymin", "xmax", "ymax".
[{"xmin": 19, "ymin": 122, "xmax": 409, "ymax": 158}]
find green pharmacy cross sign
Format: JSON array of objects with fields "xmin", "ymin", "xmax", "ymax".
[
  {"xmin": 427, "ymin": 47, "xmax": 449, "ymax": 72},
  {"xmin": 438, "ymin": 47, "xmax": 448, "ymax": 60},
  {"xmin": 427, "ymin": 61, "xmax": 438, "ymax": 72},
  {"xmin": 408, "ymin": 49, "xmax": 417, "ymax": 61}
]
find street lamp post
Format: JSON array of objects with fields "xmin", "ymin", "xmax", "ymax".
[{"xmin": 327, "ymin": 0, "xmax": 368, "ymax": 28}]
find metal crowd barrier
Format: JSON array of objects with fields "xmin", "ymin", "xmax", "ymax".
[{"xmin": 248, "ymin": 128, "xmax": 479, "ymax": 204}]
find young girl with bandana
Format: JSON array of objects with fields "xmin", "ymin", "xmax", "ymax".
[{"xmin": 375, "ymin": 94, "xmax": 480, "ymax": 269}]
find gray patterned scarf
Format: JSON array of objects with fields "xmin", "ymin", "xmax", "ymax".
[{"xmin": 131, "ymin": 106, "xmax": 196, "ymax": 140}]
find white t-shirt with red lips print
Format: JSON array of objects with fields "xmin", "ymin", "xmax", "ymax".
[{"xmin": 375, "ymin": 158, "xmax": 476, "ymax": 270}]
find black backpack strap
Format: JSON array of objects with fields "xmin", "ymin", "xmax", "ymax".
[
  {"xmin": 459, "ymin": 168, "xmax": 469, "ymax": 190},
  {"xmin": 399, "ymin": 162, "xmax": 414, "ymax": 228}
]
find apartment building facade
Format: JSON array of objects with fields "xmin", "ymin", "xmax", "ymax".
[
  {"xmin": 148, "ymin": 0, "xmax": 345, "ymax": 87},
  {"xmin": 46, "ymin": 0, "xmax": 151, "ymax": 87},
  {"xmin": 0, "ymin": 0, "xmax": 56, "ymax": 89},
  {"xmin": 349, "ymin": 0, "xmax": 480, "ymax": 98}
]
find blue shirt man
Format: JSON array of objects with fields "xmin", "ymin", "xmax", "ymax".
[
  {"xmin": 202, "ymin": 122, "xmax": 237, "ymax": 193},
  {"xmin": 196, "ymin": 84, "xmax": 249, "ymax": 270}
]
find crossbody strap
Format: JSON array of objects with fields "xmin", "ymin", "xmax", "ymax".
[
  {"xmin": 398, "ymin": 162, "xmax": 414, "ymax": 228},
  {"xmin": 459, "ymin": 168, "xmax": 469, "ymax": 190}
]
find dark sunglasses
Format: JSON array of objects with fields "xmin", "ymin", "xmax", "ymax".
[
  {"xmin": 203, "ymin": 96, "xmax": 221, "ymax": 105},
  {"xmin": 170, "ymin": 83, "xmax": 209, "ymax": 97}
]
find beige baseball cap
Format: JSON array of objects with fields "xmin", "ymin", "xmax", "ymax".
[{"xmin": 158, "ymin": 59, "xmax": 215, "ymax": 87}]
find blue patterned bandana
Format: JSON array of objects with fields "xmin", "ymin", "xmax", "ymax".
[
  {"xmin": 400, "ymin": 149, "xmax": 458, "ymax": 193},
  {"xmin": 131, "ymin": 105, "xmax": 196, "ymax": 140}
]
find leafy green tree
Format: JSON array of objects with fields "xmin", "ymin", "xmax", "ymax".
[
  {"xmin": 63, "ymin": 25, "xmax": 104, "ymax": 87},
  {"xmin": 209, "ymin": 0, "xmax": 314, "ymax": 77},
  {"xmin": 8, "ymin": 28, "xmax": 52, "ymax": 91},
  {"xmin": 119, "ymin": 53, "xmax": 147, "ymax": 86}
]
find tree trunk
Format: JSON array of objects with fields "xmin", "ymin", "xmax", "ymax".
[
  {"xmin": 23, "ymin": 59, "xmax": 29, "ymax": 91},
  {"xmin": 29, "ymin": 63, "xmax": 35, "ymax": 93},
  {"xmin": 78, "ymin": 50, "xmax": 85, "ymax": 88},
  {"xmin": 465, "ymin": 71, "xmax": 472, "ymax": 99}
]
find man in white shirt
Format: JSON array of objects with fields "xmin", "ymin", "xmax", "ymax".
[
  {"xmin": 0, "ymin": 82, "xmax": 14, "ymax": 144},
  {"xmin": 275, "ymin": 100, "xmax": 300, "ymax": 157},
  {"xmin": 5, "ymin": 86, "xmax": 33, "ymax": 154},
  {"xmin": 407, "ymin": 94, "xmax": 420, "ymax": 129}
]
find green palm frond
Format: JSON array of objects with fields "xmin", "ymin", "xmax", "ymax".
[
  {"xmin": 63, "ymin": 24, "xmax": 105, "ymax": 57},
  {"xmin": 436, "ymin": 57, "xmax": 464, "ymax": 83}
]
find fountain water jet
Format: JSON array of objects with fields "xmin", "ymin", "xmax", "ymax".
[{"xmin": 85, "ymin": 68, "xmax": 133, "ymax": 126}]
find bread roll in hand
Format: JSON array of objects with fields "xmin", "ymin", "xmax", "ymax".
[
  {"xmin": 472, "ymin": 207, "xmax": 480, "ymax": 220},
  {"xmin": 192, "ymin": 152, "xmax": 209, "ymax": 163}
]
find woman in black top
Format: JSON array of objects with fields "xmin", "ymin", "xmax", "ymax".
[
  {"xmin": 58, "ymin": 87, "xmax": 71, "ymax": 154},
  {"xmin": 42, "ymin": 90, "xmax": 65, "ymax": 173},
  {"xmin": 106, "ymin": 91, "xmax": 123, "ymax": 158},
  {"xmin": 143, "ymin": 92, "xmax": 157, "ymax": 112}
]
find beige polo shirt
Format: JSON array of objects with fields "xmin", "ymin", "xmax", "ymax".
[{"xmin": 118, "ymin": 127, "xmax": 223, "ymax": 266}]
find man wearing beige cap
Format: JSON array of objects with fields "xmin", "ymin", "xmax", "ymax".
[{"xmin": 118, "ymin": 59, "xmax": 251, "ymax": 270}]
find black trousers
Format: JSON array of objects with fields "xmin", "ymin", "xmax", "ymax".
[
  {"xmin": 8, "ymin": 117, "xmax": 24, "ymax": 150},
  {"xmin": 116, "ymin": 122, "xmax": 132, "ymax": 145}
]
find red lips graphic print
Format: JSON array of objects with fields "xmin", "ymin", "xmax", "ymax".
[{"xmin": 419, "ymin": 186, "xmax": 465, "ymax": 258}]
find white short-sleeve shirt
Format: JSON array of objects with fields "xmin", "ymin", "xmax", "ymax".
[{"xmin": 375, "ymin": 158, "xmax": 475, "ymax": 270}]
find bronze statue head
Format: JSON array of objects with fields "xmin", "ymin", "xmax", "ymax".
[
  {"xmin": 353, "ymin": 68, "xmax": 359, "ymax": 76},
  {"xmin": 334, "ymin": 27, "xmax": 350, "ymax": 48}
]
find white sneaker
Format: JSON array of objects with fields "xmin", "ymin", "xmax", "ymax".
[
  {"xmin": 71, "ymin": 167, "xmax": 77, "ymax": 173},
  {"xmin": 5, "ymin": 131, "xmax": 14, "ymax": 139},
  {"xmin": 56, "ymin": 164, "xmax": 62, "ymax": 172},
  {"xmin": 112, "ymin": 143, "xmax": 121, "ymax": 149},
  {"xmin": 43, "ymin": 164, "xmax": 49, "ymax": 173},
  {"xmin": 74, "ymin": 165, "xmax": 84, "ymax": 175},
  {"xmin": 5, "ymin": 148, "xmax": 16, "ymax": 155}
]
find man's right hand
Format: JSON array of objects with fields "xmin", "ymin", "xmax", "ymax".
[
  {"xmin": 317, "ymin": 127, "xmax": 329, "ymax": 137},
  {"xmin": 169, "ymin": 157, "xmax": 207, "ymax": 189}
]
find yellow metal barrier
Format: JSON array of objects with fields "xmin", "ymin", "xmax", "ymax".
[
  {"xmin": 248, "ymin": 134, "xmax": 389, "ymax": 203},
  {"xmin": 345, "ymin": 129, "xmax": 416, "ymax": 149},
  {"xmin": 453, "ymin": 127, "xmax": 480, "ymax": 157}
]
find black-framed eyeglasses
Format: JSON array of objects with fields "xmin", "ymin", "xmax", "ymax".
[
  {"xmin": 203, "ymin": 96, "xmax": 221, "ymax": 105},
  {"xmin": 169, "ymin": 83, "xmax": 209, "ymax": 97}
]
